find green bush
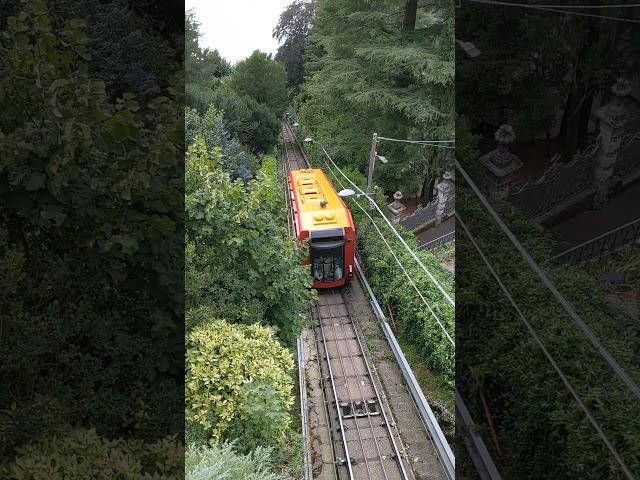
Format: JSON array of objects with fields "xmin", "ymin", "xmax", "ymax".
[
  {"xmin": 186, "ymin": 442, "xmax": 289, "ymax": 480},
  {"xmin": 185, "ymin": 318, "xmax": 294, "ymax": 443},
  {"xmin": 185, "ymin": 143, "xmax": 315, "ymax": 344},
  {"xmin": 1, "ymin": 428, "xmax": 183, "ymax": 479},
  {"xmin": 227, "ymin": 381, "xmax": 290, "ymax": 453}
]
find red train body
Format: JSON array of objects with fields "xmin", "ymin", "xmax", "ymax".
[{"xmin": 288, "ymin": 168, "xmax": 356, "ymax": 289}]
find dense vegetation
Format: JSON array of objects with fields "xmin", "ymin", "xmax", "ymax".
[
  {"xmin": 1, "ymin": 428, "xmax": 183, "ymax": 479},
  {"xmin": 456, "ymin": 151, "xmax": 640, "ymax": 477},
  {"xmin": 292, "ymin": 0, "xmax": 454, "ymax": 198},
  {"xmin": 0, "ymin": 0, "xmax": 183, "ymax": 470},
  {"xmin": 184, "ymin": 11, "xmax": 313, "ymax": 479},
  {"xmin": 186, "ymin": 12, "xmax": 287, "ymax": 156}
]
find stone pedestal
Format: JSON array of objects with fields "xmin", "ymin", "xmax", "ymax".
[
  {"xmin": 433, "ymin": 170, "xmax": 454, "ymax": 225},
  {"xmin": 592, "ymin": 78, "xmax": 632, "ymax": 209},
  {"xmin": 479, "ymin": 124, "xmax": 523, "ymax": 200},
  {"xmin": 387, "ymin": 191, "xmax": 406, "ymax": 224}
]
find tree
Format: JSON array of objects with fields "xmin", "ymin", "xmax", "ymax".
[
  {"xmin": 186, "ymin": 10, "xmax": 231, "ymax": 87},
  {"xmin": 229, "ymin": 51, "xmax": 288, "ymax": 118},
  {"xmin": 185, "ymin": 142, "xmax": 315, "ymax": 344},
  {"xmin": 296, "ymin": 0, "xmax": 454, "ymax": 197},
  {"xmin": 273, "ymin": 0, "xmax": 316, "ymax": 87}
]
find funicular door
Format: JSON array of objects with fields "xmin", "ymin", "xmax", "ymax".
[{"xmin": 309, "ymin": 228, "xmax": 345, "ymax": 283}]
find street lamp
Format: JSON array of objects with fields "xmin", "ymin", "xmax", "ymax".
[{"xmin": 338, "ymin": 189, "xmax": 356, "ymax": 198}]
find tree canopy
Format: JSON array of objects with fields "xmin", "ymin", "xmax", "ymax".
[
  {"xmin": 230, "ymin": 51, "xmax": 289, "ymax": 119},
  {"xmin": 273, "ymin": 0, "xmax": 316, "ymax": 88},
  {"xmin": 185, "ymin": 14, "xmax": 286, "ymax": 156},
  {"xmin": 456, "ymin": 1, "xmax": 640, "ymax": 159},
  {"xmin": 296, "ymin": 0, "xmax": 454, "ymax": 198}
]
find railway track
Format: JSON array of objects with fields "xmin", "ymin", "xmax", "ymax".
[
  {"xmin": 313, "ymin": 289, "xmax": 412, "ymax": 480},
  {"xmin": 282, "ymin": 121, "xmax": 500, "ymax": 480},
  {"xmin": 281, "ymin": 122, "xmax": 413, "ymax": 480},
  {"xmin": 282, "ymin": 122, "xmax": 309, "ymax": 170}
]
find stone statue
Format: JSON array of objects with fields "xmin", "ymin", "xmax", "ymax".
[{"xmin": 433, "ymin": 171, "xmax": 454, "ymax": 225}]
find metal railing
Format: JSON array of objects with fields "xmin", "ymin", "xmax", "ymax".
[
  {"xmin": 456, "ymin": 389, "xmax": 503, "ymax": 480},
  {"xmin": 420, "ymin": 231, "xmax": 455, "ymax": 251},
  {"xmin": 553, "ymin": 217, "xmax": 640, "ymax": 264},
  {"xmin": 355, "ymin": 258, "xmax": 456, "ymax": 480},
  {"xmin": 296, "ymin": 336, "xmax": 312, "ymax": 480}
]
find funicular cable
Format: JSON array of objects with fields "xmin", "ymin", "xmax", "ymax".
[
  {"xmin": 455, "ymin": 159, "xmax": 640, "ymax": 403},
  {"xmin": 456, "ymin": 211, "xmax": 635, "ymax": 480}
]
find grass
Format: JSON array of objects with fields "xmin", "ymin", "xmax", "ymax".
[{"xmin": 395, "ymin": 335, "xmax": 455, "ymax": 416}]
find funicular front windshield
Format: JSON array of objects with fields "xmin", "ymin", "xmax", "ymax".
[{"xmin": 311, "ymin": 240, "xmax": 344, "ymax": 283}]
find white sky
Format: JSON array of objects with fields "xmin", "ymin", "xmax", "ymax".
[{"xmin": 186, "ymin": 0, "xmax": 292, "ymax": 64}]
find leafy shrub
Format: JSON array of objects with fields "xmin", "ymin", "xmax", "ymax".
[
  {"xmin": 186, "ymin": 442, "xmax": 289, "ymax": 480},
  {"xmin": 185, "ymin": 105, "xmax": 256, "ymax": 181},
  {"xmin": 1, "ymin": 428, "xmax": 183, "ymax": 479},
  {"xmin": 185, "ymin": 143, "xmax": 315, "ymax": 344},
  {"xmin": 227, "ymin": 381, "xmax": 289, "ymax": 453},
  {"xmin": 0, "ymin": 0, "xmax": 183, "ymax": 458},
  {"xmin": 185, "ymin": 318, "xmax": 294, "ymax": 442}
]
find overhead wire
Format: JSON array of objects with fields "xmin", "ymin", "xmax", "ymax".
[
  {"xmin": 313, "ymin": 139, "xmax": 455, "ymax": 307},
  {"xmin": 466, "ymin": 0, "xmax": 640, "ymax": 24},
  {"xmin": 376, "ymin": 136, "xmax": 456, "ymax": 148},
  {"xmin": 455, "ymin": 211, "xmax": 635, "ymax": 480},
  {"xmin": 467, "ymin": 0, "xmax": 640, "ymax": 8},
  {"xmin": 455, "ymin": 159, "xmax": 640, "ymax": 403},
  {"xmin": 322, "ymin": 157, "xmax": 455, "ymax": 347}
]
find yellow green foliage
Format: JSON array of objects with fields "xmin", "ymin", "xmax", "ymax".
[
  {"xmin": 2, "ymin": 428, "xmax": 183, "ymax": 479},
  {"xmin": 186, "ymin": 318, "xmax": 294, "ymax": 441}
]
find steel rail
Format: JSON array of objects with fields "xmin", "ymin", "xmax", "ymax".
[
  {"xmin": 337, "ymin": 290, "xmax": 411, "ymax": 480},
  {"xmin": 321, "ymin": 293, "xmax": 377, "ymax": 479},
  {"xmin": 297, "ymin": 336, "xmax": 313, "ymax": 480},
  {"xmin": 283, "ymin": 124, "xmax": 312, "ymax": 479},
  {"xmin": 313, "ymin": 302, "xmax": 356, "ymax": 480},
  {"xmin": 327, "ymin": 289, "xmax": 397, "ymax": 480},
  {"xmin": 282, "ymin": 121, "xmax": 411, "ymax": 480}
]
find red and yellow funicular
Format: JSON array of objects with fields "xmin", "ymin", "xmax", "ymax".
[{"xmin": 288, "ymin": 168, "xmax": 356, "ymax": 288}]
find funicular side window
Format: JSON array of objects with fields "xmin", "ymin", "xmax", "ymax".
[{"xmin": 310, "ymin": 228, "xmax": 345, "ymax": 283}]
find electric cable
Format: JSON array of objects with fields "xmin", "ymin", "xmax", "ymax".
[
  {"xmin": 313, "ymin": 139, "xmax": 455, "ymax": 307},
  {"xmin": 455, "ymin": 159, "xmax": 640, "ymax": 403},
  {"xmin": 322, "ymin": 158, "xmax": 455, "ymax": 346},
  {"xmin": 466, "ymin": 0, "xmax": 640, "ymax": 24},
  {"xmin": 456, "ymin": 211, "xmax": 635, "ymax": 480}
]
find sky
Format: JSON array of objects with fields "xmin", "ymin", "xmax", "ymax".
[{"xmin": 186, "ymin": 0, "xmax": 292, "ymax": 64}]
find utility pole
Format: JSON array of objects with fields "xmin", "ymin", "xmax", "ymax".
[{"xmin": 367, "ymin": 133, "xmax": 378, "ymax": 210}]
